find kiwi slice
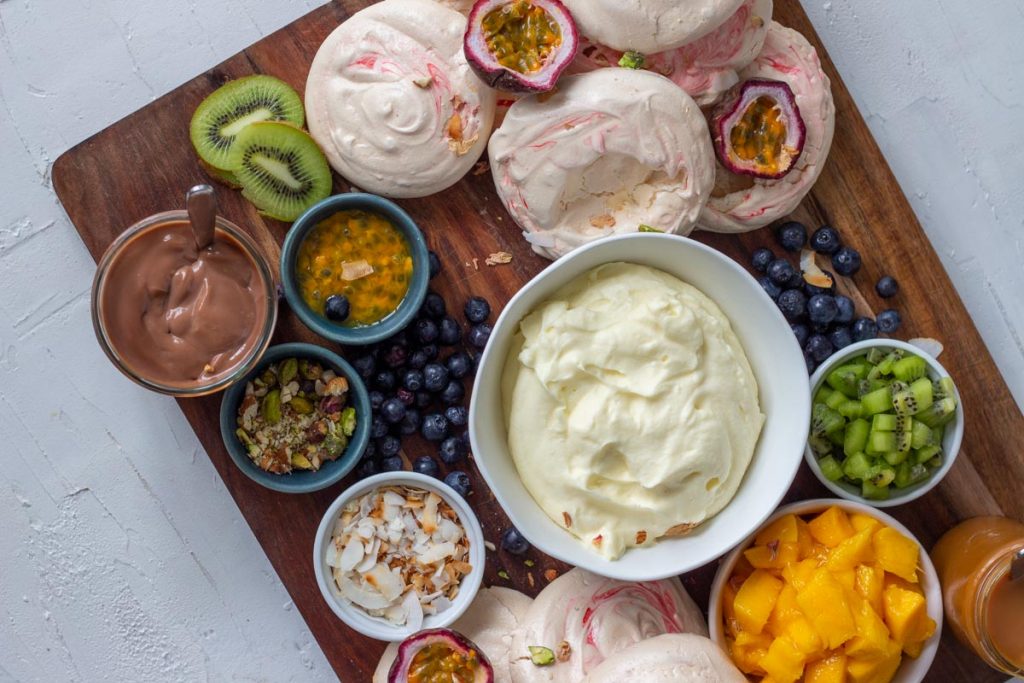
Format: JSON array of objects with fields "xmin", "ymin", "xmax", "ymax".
[
  {"xmin": 228, "ymin": 121, "xmax": 332, "ymax": 222},
  {"xmin": 198, "ymin": 159, "xmax": 242, "ymax": 189},
  {"xmin": 190, "ymin": 75, "xmax": 304, "ymax": 170}
]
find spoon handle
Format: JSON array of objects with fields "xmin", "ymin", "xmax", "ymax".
[{"xmin": 186, "ymin": 184, "xmax": 217, "ymax": 250}]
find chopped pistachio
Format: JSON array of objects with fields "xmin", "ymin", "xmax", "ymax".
[
  {"xmin": 279, "ymin": 358, "xmax": 299, "ymax": 385},
  {"xmin": 290, "ymin": 396, "xmax": 314, "ymax": 414},
  {"xmin": 618, "ymin": 50, "xmax": 646, "ymax": 69},
  {"xmin": 498, "ymin": 569, "xmax": 510, "ymax": 580},
  {"xmin": 524, "ymin": 559, "xmax": 535, "ymax": 567},
  {"xmin": 528, "ymin": 646, "xmax": 555, "ymax": 666},
  {"xmin": 638, "ymin": 224, "xmax": 663, "ymax": 233},
  {"xmin": 262, "ymin": 389, "xmax": 282, "ymax": 424}
]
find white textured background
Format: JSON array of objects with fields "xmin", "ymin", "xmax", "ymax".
[{"xmin": 1, "ymin": 1, "xmax": 1021, "ymax": 681}]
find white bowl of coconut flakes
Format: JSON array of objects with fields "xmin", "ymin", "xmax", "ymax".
[{"xmin": 313, "ymin": 471, "xmax": 485, "ymax": 641}]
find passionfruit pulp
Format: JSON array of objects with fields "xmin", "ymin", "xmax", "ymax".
[
  {"xmin": 464, "ymin": 0, "xmax": 578, "ymax": 92},
  {"xmin": 712, "ymin": 78, "xmax": 805, "ymax": 179},
  {"xmin": 388, "ymin": 628, "xmax": 495, "ymax": 683}
]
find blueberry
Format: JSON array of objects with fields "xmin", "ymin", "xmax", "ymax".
[
  {"xmin": 412, "ymin": 455, "xmax": 440, "ymax": 478},
  {"xmin": 408, "ymin": 349, "xmax": 430, "ymax": 370},
  {"xmin": 356, "ymin": 459, "xmax": 379, "ymax": 478},
  {"xmin": 877, "ymin": 309, "xmax": 902, "ymax": 334},
  {"xmin": 377, "ymin": 435, "xmax": 401, "ymax": 458},
  {"xmin": 776, "ymin": 221, "xmax": 807, "ymax": 252},
  {"xmin": 370, "ymin": 414, "xmax": 389, "ymax": 439},
  {"xmin": 786, "ymin": 270, "xmax": 806, "ymax": 290},
  {"xmin": 428, "ymin": 250, "xmax": 441, "ymax": 279},
  {"xmin": 402, "ymin": 369, "xmax": 425, "ymax": 392},
  {"xmin": 421, "ymin": 292, "xmax": 446, "ymax": 319},
  {"xmin": 500, "ymin": 527, "xmax": 530, "ymax": 555},
  {"xmin": 423, "ymin": 363, "xmax": 450, "ymax": 392},
  {"xmin": 458, "ymin": 430, "xmax": 471, "ymax": 449},
  {"xmin": 446, "ymin": 351, "xmax": 473, "ymax": 379},
  {"xmin": 804, "ymin": 270, "xmax": 836, "ymax": 297},
  {"xmin": 380, "ymin": 455, "xmax": 403, "ymax": 472},
  {"xmin": 398, "ymin": 408, "xmax": 421, "ymax": 436},
  {"xmin": 767, "ymin": 258, "xmax": 796, "ymax": 286},
  {"xmin": 381, "ymin": 397, "xmax": 407, "ymax": 424},
  {"xmin": 751, "ymin": 248, "xmax": 774, "ymax": 273},
  {"xmin": 875, "ymin": 276, "xmax": 899, "ymax": 299},
  {"xmin": 807, "ymin": 294, "xmax": 839, "ymax": 326},
  {"xmin": 413, "ymin": 318, "xmax": 439, "ymax": 345},
  {"xmin": 810, "ymin": 225, "xmax": 842, "ymax": 255},
  {"xmin": 444, "ymin": 471, "xmax": 471, "ymax": 498},
  {"xmin": 805, "ymin": 334, "xmax": 834, "ymax": 363},
  {"xmin": 445, "ymin": 405, "xmax": 468, "ymax": 427},
  {"xmin": 851, "ymin": 317, "xmax": 879, "ymax": 342},
  {"xmin": 368, "ymin": 390, "xmax": 385, "ymax": 411},
  {"xmin": 383, "ymin": 343, "xmax": 408, "ymax": 369},
  {"xmin": 829, "ymin": 325, "xmax": 853, "ymax": 350},
  {"xmin": 362, "ymin": 440, "xmax": 377, "ymax": 461},
  {"xmin": 439, "ymin": 436, "xmax": 467, "ymax": 464},
  {"xmin": 835, "ymin": 295, "xmax": 855, "ymax": 324},
  {"xmin": 324, "ymin": 294, "xmax": 350, "ymax": 321},
  {"xmin": 384, "ymin": 328, "xmax": 410, "ymax": 347},
  {"xmin": 791, "ymin": 323, "xmax": 810, "ymax": 347},
  {"xmin": 415, "ymin": 391, "xmax": 432, "ymax": 409},
  {"xmin": 468, "ymin": 324, "xmax": 492, "ymax": 349},
  {"xmin": 804, "ymin": 351, "xmax": 818, "ymax": 374},
  {"xmin": 438, "ymin": 316, "xmax": 462, "ymax": 345},
  {"xmin": 396, "ymin": 388, "xmax": 415, "ymax": 406},
  {"xmin": 421, "ymin": 413, "xmax": 450, "ymax": 441},
  {"xmin": 464, "ymin": 296, "xmax": 491, "ymax": 324},
  {"xmin": 421, "ymin": 344, "xmax": 439, "ymax": 360},
  {"xmin": 777, "ymin": 289, "xmax": 808, "ymax": 321},
  {"xmin": 831, "ymin": 246, "xmax": 862, "ymax": 277},
  {"xmin": 353, "ymin": 355, "xmax": 376, "ymax": 379},
  {"xmin": 758, "ymin": 276, "xmax": 782, "ymax": 301},
  {"xmin": 373, "ymin": 369, "xmax": 396, "ymax": 392},
  {"xmin": 441, "ymin": 380, "xmax": 465, "ymax": 405}
]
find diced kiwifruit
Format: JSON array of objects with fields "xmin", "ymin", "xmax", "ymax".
[
  {"xmin": 865, "ymin": 347, "xmax": 887, "ymax": 365},
  {"xmin": 861, "ymin": 387, "xmax": 893, "ymax": 416},
  {"xmin": 828, "ymin": 429, "xmax": 846, "ymax": 446},
  {"xmin": 893, "ymin": 378, "xmax": 933, "ymax": 416},
  {"xmin": 844, "ymin": 418, "xmax": 870, "ymax": 457},
  {"xmin": 868, "ymin": 349, "xmax": 904, "ymax": 379},
  {"xmin": 861, "ymin": 479, "xmax": 890, "ymax": 500},
  {"xmin": 891, "ymin": 356, "xmax": 927, "ymax": 382},
  {"xmin": 883, "ymin": 450, "xmax": 909, "ymax": 466},
  {"xmin": 827, "ymin": 364, "xmax": 869, "ymax": 398},
  {"xmin": 917, "ymin": 397, "xmax": 957, "ymax": 428},
  {"xmin": 838, "ymin": 399, "xmax": 864, "ymax": 419},
  {"xmin": 843, "ymin": 452, "xmax": 874, "ymax": 481},
  {"xmin": 927, "ymin": 454, "xmax": 944, "ymax": 469},
  {"xmin": 870, "ymin": 467, "xmax": 896, "ymax": 488},
  {"xmin": 825, "ymin": 389, "xmax": 847, "ymax": 410},
  {"xmin": 857, "ymin": 378, "xmax": 887, "ymax": 397},
  {"xmin": 227, "ymin": 121, "xmax": 332, "ymax": 222},
  {"xmin": 812, "ymin": 403, "xmax": 846, "ymax": 437},
  {"xmin": 809, "ymin": 433, "xmax": 833, "ymax": 457},
  {"xmin": 190, "ymin": 75, "xmax": 304, "ymax": 170},
  {"xmin": 914, "ymin": 445, "xmax": 942, "ymax": 464},
  {"xmin": 895, "ymin": 428, "xmax": 913, "ymax": 453},
  {"xmin": 818, "ymin": 455, "xmax": 845, "ymax": 482},
  {"xmin": 872, "ymin": 414, "xmax": 898, "ymax": 432},
  {"xmin": 867, "ymin": 429, "xmax": 897, "ymax": 454},
  {"xmin": 895, "ymin": 462, "xmax": 930, "ymax": 489},
  {"xmin": 933, "ymin": 376, "xmax": 956, "ymax": 400},
  {"xmin": 815, "ymin": 386, "xmax": 835, "ymax": 405},
  {"xmin": 911, "ymin": 420, "xmax": 936, "ymax": 449}
]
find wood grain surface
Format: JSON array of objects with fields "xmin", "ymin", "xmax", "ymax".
[{"xmin": 52, "ymin": 1, "xmax": 1023, "ymax": 680}]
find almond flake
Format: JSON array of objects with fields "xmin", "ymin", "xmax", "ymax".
[{"xmin": 485, "ymin": 251, "xmax": 513, "ymax": 266}]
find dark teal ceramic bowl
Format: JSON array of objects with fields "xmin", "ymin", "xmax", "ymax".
[
  {"xmin": 219, "ymin": 343, "xmax": 370, "ymax": 494},
  {"xmin": 280, "ymin": 193, "xmax": 429, "ymax": 346}
]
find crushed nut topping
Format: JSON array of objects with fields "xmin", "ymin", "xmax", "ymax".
[
  {"xmin": 589, "ymin": 213, "xmax": 616, "ymax": 228},
  {"xmin": 543, "ymin": 568, "xmax": 558, "ymax": 582},
  {"xmin": 485, "ymin": 251, "xmax": 513, "ymax": 266},
  {"xmin": 327, "ymin": 486, "xmax": 471, "ymax": 626},
  {"xmin": 562, "ymin": 512, "xmax": 572, "ymax": 528},
  {"xmin": 556, "ymin": 640, "xmax": 572, "ymax": 663},
  {"xmin": 635, "ymin": 530, "xmax": 648, "ymax": 545}
]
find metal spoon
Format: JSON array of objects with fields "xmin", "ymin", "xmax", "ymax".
[
  {"xmin": 1012, "ymin": 548, "xmax": 1024, "ymax": 583},
  {"xmin": 186, "ymin": 184, "xmax": 216, "ymax": 250}
]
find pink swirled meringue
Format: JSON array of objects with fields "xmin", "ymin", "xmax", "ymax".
[
  {"xmin": 305, "ymin": 0, "xmax": 496, "ymax": 198},
  {"xmin": 572, "ymin": 0, "xmax": 773, "ymax": 107},
  {"xmin": 488, "ymin": 68, "xmax": 714, "ymax": 260},
  {"xmin": 510, "ymin": 568, "xmax": 706, "ymax": 683},
  {"xmin": 583, "ymin": 634, "xmax": 746, "ymax": 683},
  {"xmin": 698, "ymin": 22, "xmax": 835, "ymax": 233}
]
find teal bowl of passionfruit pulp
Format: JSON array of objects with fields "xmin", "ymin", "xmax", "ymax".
[
  {"xmin": 281, "ymin": 193, "xmax": 429, "ymax": 346},
  {"xmin": 219, "ymin": 342, "xmax": 371, "ymax": 494}
]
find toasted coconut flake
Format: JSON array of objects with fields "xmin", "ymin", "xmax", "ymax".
[
  {"xmin": 339, "ymin": 574, "xmax": 392, "ymax": 610},
  {"xmin": 800, "ymin": 249, "xmax": 834, "ymax": 288},
  {"xmin": 341, "ymin": 260, "xmax": 374, "ymax": 281},
  {"xmin": 909, "ymin": 337, "xmax": 944, "ymax": 358},
  {"xmin": 485, "ymin": 251, "xmax": 513, "ymax": 266},
  {"xmin": 339, "ymin": 537, "xmax": 364, "ymax": 571},
  {"xmin": 422, "ymin": 493, "xmax": 440, "ymax": 534}
]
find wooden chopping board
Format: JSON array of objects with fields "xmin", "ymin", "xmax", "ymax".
[{"xmin": 52, "ymin": 1, "xmax": 1024, "ymax": 680}]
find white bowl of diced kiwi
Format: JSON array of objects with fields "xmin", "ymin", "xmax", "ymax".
[{"xmin": 804, "ymin": 339, "xmax": 963, "ymax": 507}]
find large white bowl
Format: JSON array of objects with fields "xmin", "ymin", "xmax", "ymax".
[
  {"xmin": 709, "ymin": 499, "xmax": 943, "ymax": 683},
  {"xmin": 805, "ymin": 339, "xmax": 964, "ymax": 507},
  {"xmin": 469, "ymin": 233, "xmax": 809, "ymax": 581},
  {"xmin": 312, "ymin": 472, "xmax": 485, "ymax": 641}
]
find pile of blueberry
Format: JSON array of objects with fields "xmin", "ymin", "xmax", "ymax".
[
  {"xmin": 350, "ymin": 251, "xmax": 493, "ymax": 499},
  {"xmin": 753, "ymin": 222, "xmax": 902, "ymax": 374}
]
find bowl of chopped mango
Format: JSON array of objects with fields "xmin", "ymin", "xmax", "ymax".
[{"xmin": 709, "ymin": 499, "xmax": 941, "ymax": 683}]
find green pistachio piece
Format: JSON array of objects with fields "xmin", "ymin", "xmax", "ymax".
[
  {"xmin": 528, "ymin": 646, "xmax": 555, "ymax": 666},
  {"xmin": 279, "ymin": 358, "xmax": 298, "ymax": 386},
  {"xmin": 301, "ymin": 361, "xmax": 322, "ymax": 380},
  {"xmin": 618, "ymin": 50, "xmax": 646, "ymax": 69},
  {"xmin": 339, "ymin": 406, "xmax": 357, "ymax": 437},
  {"xmin": 260, "ymin": 368, "xmax": 278, "ymax": 387},
  {"xmin": 290, "ymin": 396, "xmax": 314, "ymax": 414},
  {"xmin": 235, "ymin": 428, "xmax": 254, "ymax": 446},
  {"xmin": 638, "ymin": 224, "xmax": 663, "ymax": 233},
  {"xmin": 262, "ymin": 389, "xmax": 282, "ymax": 424},
  {"xmin": 323, "ymin": 434, "xmax": 347, "ymax": 457},
  {"xmin": 498, "ymin": 569, "xmax": 510, "ymax": 580},
  {"xmin": 297, "ymin": 359, "xmax": 310, "ymax": 379}
]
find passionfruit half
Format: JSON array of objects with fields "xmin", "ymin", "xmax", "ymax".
[
  {"xmin": 464, "ymin": 0, "xmax": 579, "ymax": 92},
  {"xmin": 712, "ymin": 78, "xmax": 805, "ymax": 179},
  {"xmin": 388, "ymin": 628, "xmax": 495, "ymax": 683}
]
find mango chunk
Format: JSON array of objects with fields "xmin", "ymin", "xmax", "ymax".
[
  {"xmin": 883, "ymin": 583, "xmax": 935, "ymax": 645},
  {"xmin": 783, "ymin": 558, "xmax": 819, "ymax": 591},
  {"xmin": 785, "ymin": 615, "xmax": 824, "ymax": 658},
  {"xmin": 902, "ymin": 638, "xmax": 924, "ymax": 659},
  {"xmin": 855, "ymin": 563, "xmax": 885, "ymax": 616},
  {"xmin": 768, "ymin": 583, "xmax": 804, "ymax": 634},
  {"xmin": 797, "ymin": 568, "xmax": 857, "ymax": 649},
  {"xmin": 845, "ymin": 591, "xmax": 892, "ymax": 659},
  {"xmin": 805, "ymin": 652, "xmax": 847, "ymax": 683},
  {"xmin": 872, "ymin": 527, "xmax": 919, "ymax": 583},
  {"xmin": 728, "ymin": 635, "xmax": 769, "ymax": 675},
  {"xmin": 809, "ymin": 506, "xmax": 855, "ymax": 547},
  {"xmin": 846, "ymin": 639, "xmax": 902, "ymax": 683},
  {"xmin": 735, "ymin": 570, "xmax": 784, "ymax": 635},
  {"xmin": 760, "ymin": 635, "xmax": 806, "ymax": 683},
  {"xmin": 757, "ymin": 514, "xmax": 800, "ymax": 546},
  {"xmin": 826, "ymin": 528, "xmax": 876, "ymax": 572},
  {"xmin": 850, "ymin": 512, "xmax": 882, "ymax": 535},
  {"xmin": 834, "ymin": 568, "xmax": 856, "ymax": 592},
  {"xmin": 745, "ymin": 541, "xmax": 800, "ymax": 569},
  {"xmin": 722, "ymin": 581, "xmax": 739, "ymax": 637},
  {"xmin": 796, "ymin": 518, "xmax": 815, "ymax": 558}
]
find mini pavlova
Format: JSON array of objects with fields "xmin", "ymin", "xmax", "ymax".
[{"xmin": 326, "ymin": 485, "xmax": 473, "ymax": 629}]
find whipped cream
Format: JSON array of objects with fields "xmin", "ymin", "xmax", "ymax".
[
  {"xmin": 699, "ymin": 22, "xmax": 835, "ymax": 233},
  {"xmin": 583, "ymin": 634, "xmax": 746, "ymax": 683},
  {"xmin": 305, "ymin": 0, "xmax": 496, "ymax": 198},
  {"xmin": 501, "ymin": 263, "xmax": 764, "ymax": 559},
  {"xmin": 510, "ymin": 568, "xmax": 707, "ymax": 683},
  {"xmin": 562, "ymin": 0, "xmax": 744, "ymax": 54},
  {"xmin": 572, "ymin": 0, "xmax": 772, "ymax": 107},
  {"xmin": 488, "ymin": 69, "xmax": 714, "ymax": 260}
]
